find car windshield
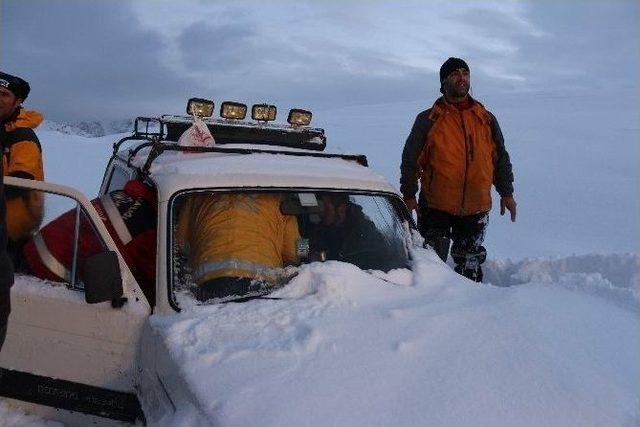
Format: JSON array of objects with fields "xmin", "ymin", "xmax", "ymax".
[{"xmin": 170, "ymin": 190, "xmax": 411, "ymax": 303}]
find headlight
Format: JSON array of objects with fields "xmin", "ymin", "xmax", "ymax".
[
  {"xmin": 251, "ymin": 104, "xmax": 277, "ymax": 122},
  {"xmin": 287, "ymin": 109, "xmax": 312, "ymax": 126},
  {"xmin": 220, "ymin": 101, "xmax": 247, "ymax": 120},
  {"xmin": 186, "ymin": 98, "xmax": 214, "ymax": 118}
]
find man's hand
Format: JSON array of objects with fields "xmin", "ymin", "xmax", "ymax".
[{"xmin": 500, "ymin": 196, "xmax": 517, "ymax": 222}]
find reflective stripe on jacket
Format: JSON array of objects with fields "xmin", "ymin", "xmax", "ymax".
[{"xmin": 176, "ymin": 193, "xmax": 300, "ymax": 285}]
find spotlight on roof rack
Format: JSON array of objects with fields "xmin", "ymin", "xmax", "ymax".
[
  {"xmin": 287, "ymin": 109, "xmax": 312, "ymax": 126},
  {"xmin": 186, "ymin": 98, "xmax": 214, "ymax": 118},
  {"xmin": 220, "ymin": 101, "xmax": 247, "ymax": 120},
  {"xmin": 251, "ymin": 104, "xmax": 277, "ymax": 122}
]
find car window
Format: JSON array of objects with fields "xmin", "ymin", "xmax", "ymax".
[
  {"xmin": 11, "ymin": 189, "xmax": 110, "ymax": 291},
  {"xmin": 169, "ymin": 190, "xmax": 411, "ymax": 303},
  {"xmin": 106, "ymin": 164, "xmax": 131, "ymax": 193}
]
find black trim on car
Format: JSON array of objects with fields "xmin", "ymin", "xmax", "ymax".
[{"xmin": 0, "ymin": 367, "xmax": 145, "ymax": 424}]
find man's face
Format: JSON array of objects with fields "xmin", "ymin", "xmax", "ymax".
[
  {"xmin": 320, "ymin": 198, "xmax": 347, "ymax": 226},
  {"xmin": 443, "ymin": 68, "xmax": 470, "ymax": 99},
  {"xmin": 0, "ymin": 87, "xmax": 21, "ymax": 122}
]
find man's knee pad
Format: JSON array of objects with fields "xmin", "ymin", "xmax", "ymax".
[
  {"xmin": 423, "ymin": 232, "xmax": 451, "ymax": 262},
  {"xmin": 454, "ymin": 264, "xmax": 484, "ymax": 282},
  {"xmin": 451, "ymin": 246, "xmax": 487, "ymax": 282},
  {"xmin": 452, "ymin": 245, "xmax": 486, "ymax": 265}
]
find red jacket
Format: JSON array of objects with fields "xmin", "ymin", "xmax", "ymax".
[{"xmin": 22, "ymin": 181, "xmax": 157, "ymax": 300}]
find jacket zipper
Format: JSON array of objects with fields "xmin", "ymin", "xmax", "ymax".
[{"xmin": 459, "ymin": 109, "xmax": 469, "ymax": 215}]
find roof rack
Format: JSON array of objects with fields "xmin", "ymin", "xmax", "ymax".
[
  {"xmin": 161, "ymin": 115, "xmax": 326, "ymax": 151},
  {"xmin": 113, "ymin": 115, "xmax": 366, "ymax": 179},
  {"xmin": 113, "ymin": 117, "xmax": 164, "ymax": 155},
  {"xmin": 113, "ymin": 115, "xmax": 328, "ymax": 156},
  {"xmin": 128, "ymin": 141, "xmax": 368, "ymax": 179}
]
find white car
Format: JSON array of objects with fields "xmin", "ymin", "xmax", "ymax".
[{"xmin": 0, "ymin": 100, "xmax": 415, "ymax": 425}]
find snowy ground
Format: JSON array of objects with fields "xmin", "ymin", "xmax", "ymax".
[
  {"xmin": 1, "ymin": 95, "xmax": 638, "ymax": 425},
  {"xmin": 155, "ymin": 250, "xmax": 639, "ymax": 427},
  {"xmin": 0, "ymin": 400, "xmax": 61, "ymax": 427}
]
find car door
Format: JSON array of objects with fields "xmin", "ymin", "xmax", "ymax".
[{"xmin": 0, "ymin": 177, "xmax": 151, "ymax": 425}]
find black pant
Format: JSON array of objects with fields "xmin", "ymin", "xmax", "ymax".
[
  {"xmin": 417, "ymin": 197, "xmax": 488, "ymax": 282},
  {"xmin": 6, "ymin": 238, "xmax": 28, "ymax": 274},
  {"xmin": 195, "ymin": 277, "xmax": 259, "ymax": 302}
]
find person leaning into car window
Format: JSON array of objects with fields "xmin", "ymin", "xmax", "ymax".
[
  {"xmin": 307, "ymin": 194, "xmax": 391, "ymax": 271},
  {"xmin": 175, "ymin": 193, "xmax": 300, "ymax": 301}
]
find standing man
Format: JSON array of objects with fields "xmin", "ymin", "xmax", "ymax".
[
  {"xmin": 0, "ymin": 71, "xmax": 45, "ymax": 266},
  {"xmin": 0, "ymin": 71, "xmax": 35, "ymax": 349},
  {"xmin": 400, "ymin": 57, "xmax": 516, "ymax": 282}
]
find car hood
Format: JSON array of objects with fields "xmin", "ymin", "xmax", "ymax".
[{"xmin": 150, "ymin": 248, "xmax": 639, "ymax": 427}]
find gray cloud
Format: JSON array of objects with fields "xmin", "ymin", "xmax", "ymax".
[
  {"xmin": 2, "ymin": 0, "xmax": 638, "ymax": 123},
  {"xmin": 1, "ymin": 0, "xmax": 206, "ymax": 121}
]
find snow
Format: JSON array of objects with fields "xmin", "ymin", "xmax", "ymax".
[
  {"xmin": 152, "ymin": 249, "xmax": 639, "ymax": 427},
  {"xmin": 11, "ymin": 275, "xmax": 84, "ymax": 302},
  {"xmin": 0, "ymin": 400, "xmax": 62, "ymax": 427},
  {"xmin": 128, "ymin": 146, "xmax": 395, "ymax": 202}
]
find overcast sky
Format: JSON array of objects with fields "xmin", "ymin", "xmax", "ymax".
[{"xmin": 2, "ymin": 0, "xmax": 639, "ymax": 122}]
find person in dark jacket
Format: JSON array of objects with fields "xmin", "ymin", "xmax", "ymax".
[
  {"xmin": 0, "ymin": 71, "xmax": 33, "ymax": 349},
  {"xmin": 400, "ymin": 58, "xmax": 516, "ymax": 282},
  {"xmin": 307, "ymin": 194, "xmax": 398, "ymax": 271},
  {"xmin": 0, "ymin": 71, "xmax": 45, "ymax": 268}
]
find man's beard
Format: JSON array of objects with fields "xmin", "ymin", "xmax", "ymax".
[{"xmin": 444, "ymin": 81, "xmax": 469, "ymax": 99}]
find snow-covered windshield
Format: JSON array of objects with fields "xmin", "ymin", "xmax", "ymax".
[{"xmin": 170, "ymin": 190, "xmax": 411, "ymax": 303}]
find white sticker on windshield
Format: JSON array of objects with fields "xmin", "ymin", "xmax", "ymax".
[{"xmin": 298, "ymin": 193, "xmax": 318, "ymax": 206}]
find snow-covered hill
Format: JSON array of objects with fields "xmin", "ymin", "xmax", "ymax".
[{"xmin": 39, "ymin": 119, "xmax": 133, "ymax": 138}]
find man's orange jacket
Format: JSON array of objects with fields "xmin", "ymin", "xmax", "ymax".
[{"xmin": 400, "ymin": 97, "xmax": 514, "ymax": 215}]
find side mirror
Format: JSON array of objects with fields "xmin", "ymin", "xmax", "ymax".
[{"xmin": 83, "ymin": 251, "xmax": 124, "ymax": 304}]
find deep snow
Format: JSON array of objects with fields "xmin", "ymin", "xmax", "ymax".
[{"xmin": 155, "ymin": 250, "xmax": 639, "ymax": 427}]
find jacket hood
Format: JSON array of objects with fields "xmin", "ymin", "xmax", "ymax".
[{"xmin": 4, "ymin": 108, "xmax": 44, "ymax": 132}]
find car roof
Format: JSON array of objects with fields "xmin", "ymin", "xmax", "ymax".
[{"xmin": 122, "ymin": 143, "xmax": 398, "ymax": 202}]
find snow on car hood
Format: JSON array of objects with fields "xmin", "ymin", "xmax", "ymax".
[{"xmin": 150, "ymin": 248, "xmax": 640, "ymax": 427}]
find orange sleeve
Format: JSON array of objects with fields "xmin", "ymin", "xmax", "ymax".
[{"xmin": 6, "ymin": 140, "xmax": 44, "ymax": 180}]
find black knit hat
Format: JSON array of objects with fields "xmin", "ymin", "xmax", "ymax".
[
  {"xmin": 439, "ymin": 57, "xmax": 469, "ymax": 82},
  {"xmin": 0, "ymin": 71, "xmax": 30, "ymax": 100}
]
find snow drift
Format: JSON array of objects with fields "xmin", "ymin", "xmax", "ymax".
[{"xmin": 152, "ymin": 249, "xmax": 640, "ymax": 427}]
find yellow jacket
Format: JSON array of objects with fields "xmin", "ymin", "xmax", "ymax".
[
  {"xmin": 176, "ymin": 193, "xmax": 300, "ymax": 285},
  {"xmin": 2, "ymin": 109, "xmax": 45, "ymax": 242}
]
